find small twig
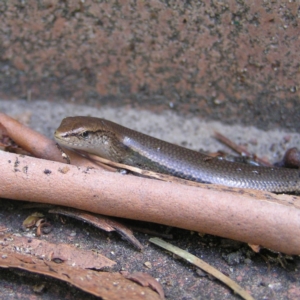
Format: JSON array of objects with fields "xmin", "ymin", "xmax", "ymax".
[
  {"xmin": 150, "ymin": 238, "xmax": 255, "ymax": 300},
  {"xmin": 87, "ymin": 154, "xmax": 213, "ymax": 188},
  {"xmin": 214, "ymin": 131, "xmax": 272, "ymax": 167}
]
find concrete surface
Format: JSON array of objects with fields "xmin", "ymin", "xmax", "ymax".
[
  {"xmin": 1, "ymin": 1, "xmax": 300, "ymax": 130},
  {"xmin": 1, "ymin": 99, "xmax": 300, "ymax": 162}
]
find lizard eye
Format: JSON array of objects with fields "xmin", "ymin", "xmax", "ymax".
[{"xmin": 81, "ymin": 131, "xmax": 89, "ymax": 139}]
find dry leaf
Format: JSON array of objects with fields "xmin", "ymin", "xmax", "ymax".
[
  {"xmin": 0, "ymin": 247, "xmax": 160, "ymax": 299},
  {"xmin": 248, "ymin": 244, "xmax": 261, "ymax": 253},
  {"xmin": 22, "ymin": 212, "xmax": 45, "ymax": 228},
  {"xmin": 1, "ymin": 234, "xmax": 115, "ymax": 270},
  {"xmin": 124, "ymin": 271, "xmax": 165, "ymax": 299},
  {"xmin": 49, "ymin": 207, "xmax": 143, "ymax": 250}
]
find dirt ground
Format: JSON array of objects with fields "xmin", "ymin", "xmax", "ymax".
[{"xmin": 1, "ymin": 100, "xmax": 300, "ymax": 299}]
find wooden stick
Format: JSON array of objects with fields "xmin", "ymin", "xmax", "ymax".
[{"xmin": 1, "ymin": 150, "xmax": 300, "ymax": 255}]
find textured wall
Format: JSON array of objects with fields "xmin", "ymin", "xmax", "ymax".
[{"xmin": 0, "ymin": 0, "xmax": 299, "ymax": 129}]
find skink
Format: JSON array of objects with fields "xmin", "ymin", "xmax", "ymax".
[{"xmin": 54, "ymin": 116, "xmax": 300, "ymax": 193}]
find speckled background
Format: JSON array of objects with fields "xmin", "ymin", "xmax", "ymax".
[{"xmin": 0, "ymin": 0, "xmax": 299, "ymax": 130}]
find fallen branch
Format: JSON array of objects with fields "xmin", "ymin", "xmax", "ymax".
[{"xmin": 1, "ymin": 150, "xmax": 300, "ymax": 254}]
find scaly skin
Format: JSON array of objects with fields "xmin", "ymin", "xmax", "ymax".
[{"xmin": 55, "ymin": 116, "xmax": 300, "ymax": 193}]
